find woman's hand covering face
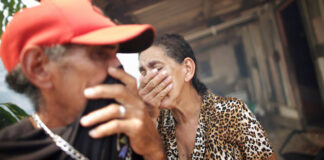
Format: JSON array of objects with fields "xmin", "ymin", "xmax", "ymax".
[{"xmin": 138, "ymin": 68, "xmax": 173, "ymax": 120}]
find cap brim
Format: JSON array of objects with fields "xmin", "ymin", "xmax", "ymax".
[{"xmin": 71, "ymin": 24, "xmax": 155, "ymax": 53}]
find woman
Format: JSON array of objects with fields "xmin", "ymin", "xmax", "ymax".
[{"xmin": 138, "ymin": 34, "xmax": 275, "ymax": 160}]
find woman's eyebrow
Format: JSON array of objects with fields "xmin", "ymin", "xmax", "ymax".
[
  {"xmin": 148, "ymin": 60, "xmax": 161, "ymax": 68},
  {"xmin": 139, "ymin": 60, "xmax": 161, "ymax": 72}
]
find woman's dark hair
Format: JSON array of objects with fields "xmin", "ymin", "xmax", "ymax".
[{"xmin": 151, "ymin": 34, "xmax": 207, "ymax": 96}]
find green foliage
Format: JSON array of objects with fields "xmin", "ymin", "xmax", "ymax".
[
  {"xmin": 1, "ymin": 102, "xmax": 28, "ymax": 118},
  {"xmin": 0, "ymin": 107, "xmax": 17, "ymax": 129},
  {"xmin": 0, "ymin": 0, "xmax": 26, "ymax": 37},
  {"xmin": 0, "ymin": 103, "xmax": 29, "ymax": 129},
  {"xmin": 0, "ymin": 1, "xmax": 29, "ymax": 129}
]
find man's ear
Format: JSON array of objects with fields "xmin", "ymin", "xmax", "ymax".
[
  {"xmin": 20, "ymin": 45, "xmax": 52, "ymax": 89},
  {"xmin": 183, "ymin": 57, "xmax": 196, "ymax": 82}
]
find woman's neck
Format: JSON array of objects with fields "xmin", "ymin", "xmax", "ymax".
[{"xmin": 171, "ymin": 86, "xmax": 202, "ymax": 125}]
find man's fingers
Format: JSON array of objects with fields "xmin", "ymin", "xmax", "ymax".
[
  {"xmin": 89, "ymin": 119, "xmax": 140, "ymax": 138},
  {"xmin": 107, "ymin": 67, "xmax": 137, "ymax": 93},
  {"xmin": 89, "ymin": 119, "xmax": 123, "ymax": 138},
  {"xmin": 80, "ymin": 104, "xmax": 121, "ymax": 127},
  {"xmin": 84, "ymin": 84, "xmax": 134, "ymax": 103}
]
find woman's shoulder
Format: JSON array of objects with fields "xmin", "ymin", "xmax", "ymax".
[
  {"xmin": 202, "ymin": 92, "xmax": 257, "ymax": 128},
  {"xmin": 203, "ymin": 92, "xmax": 247, "ymax": 113}
]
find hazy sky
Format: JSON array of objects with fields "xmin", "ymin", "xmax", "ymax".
[{"xmin": 0, "ymin": 61, "xmax": 34, "ymax": 114}]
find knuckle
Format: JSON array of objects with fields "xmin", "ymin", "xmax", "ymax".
[
  {"xmin": 138, "ymin": 89, "xmax": 147, "ymax": 97},
  {"xmin": 139, "ymin": 84, "xmax": 144, "ymax": 89},
  {"xmin": 111, "ymin": 104, "xmax": 120, "ymax": 114},
  {"xmin": 133, "ymin": 119, "xmax": 144, "ymax": 129},
  {"xmin": 137, "ymin": 101, "xmax": 146, "ymax": 110},
  {"xmin": 96, "ymin": 126, "xmax": 106, "ymax": 136},
  {"xmin": 148, "ymin": 101, "xmax": 156, "ymax": 108},
  {"xmin": 158, "ymin": 73, "xmax": 167, "ymax": 80},
  {"xmin": 157, "ymin": 94, "xmax": 164, "ymax": 100},
  {"xmin": 128, "ymin": 76, "xmax": 137, "ymax": 85},
  {"xmin": 156, "ymin": 84, "xmax": 164, "ymax": 92},
  {"xmin": 142, "ymin": 76, "xmax": 150, "ymax": 85},
  {"xmin": 95, "ymin": 87, "xmax": 105, "ymax": 95},
  {"xmin": 147, "ymin": 81, "xmax": 156, "ymax": 90},
  {"xmin": 114, "ymin": 86, "xmax": 126, "ymax": 96},
  {"xmin": 142, "ymin": 95, "xmax": 150, "ymax": 102},
  {"xmin": 161, "ymin": 88, "xmax": 170, "ymax": 95},
  {"xmin": 112, "ymin": 121, "xmax": 121, "ymax": 130}
]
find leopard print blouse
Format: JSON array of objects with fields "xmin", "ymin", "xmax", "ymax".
[{"xmin": 157, "ymin": 92, "xmax": 273, "ymax": 160}]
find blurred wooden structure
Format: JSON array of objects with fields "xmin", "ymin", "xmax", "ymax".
[{"xmin": 93, "ymin": 0, "xmax": 324, "ymax": 130}]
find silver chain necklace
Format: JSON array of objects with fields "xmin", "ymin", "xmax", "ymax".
[{"xmin": 32, "ymin": 114, "xmax": 89, "ymax": 160}]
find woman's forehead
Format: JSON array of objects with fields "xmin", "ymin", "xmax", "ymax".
[{"xmin": 140, "ymin": 46, "xmax": 168, "ymax": 60}]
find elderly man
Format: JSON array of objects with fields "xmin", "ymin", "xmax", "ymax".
[{"xmin": 0, "ymin": 0, "xmax": 165, "ymax": 159}]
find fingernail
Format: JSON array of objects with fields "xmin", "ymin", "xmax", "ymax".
[
  {"xmin": 167, "ymin": 83, "xmax": 173, "ymax": 88},
  {"xmin": 152, "ymin": 68, "xmax": 158, "ymax": 73},
  {"xmin": 80, "ymin": 117, "xmax": 89, "ymax": 125},
  {"xmin": 161, "ymin": 70, "xmax": 167, "ymax": 75},
  {"xmin": 108, "ymin": 67, "xmax": 117, "ymax": 73},
  {"xmin": 84, "ymin": 88, "xmax": 95, "ymax": 96},
  {"xmin": 89, "ymin": 130, "xmax": 97, "ymax": 137},
  {"xmin": 166, "ymin": 76, "xmax": 172, "ymax": 81}
]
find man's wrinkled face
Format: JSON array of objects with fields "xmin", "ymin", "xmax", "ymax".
[{"xmin": 47, "ymin": 44, "xmax": 120, "ymax": 120}]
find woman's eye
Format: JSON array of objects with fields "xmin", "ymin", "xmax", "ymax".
[{"xmin": 156, "ymin": 67, "xmax": 163, "ymax": 71}]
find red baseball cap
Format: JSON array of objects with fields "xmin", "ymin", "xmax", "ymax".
[{"xmin": 0, "ymin": 0, "xmax": 155, "ymax": 71}]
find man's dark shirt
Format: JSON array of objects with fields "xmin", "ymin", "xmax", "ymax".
[
  {"xmin": 0, "ymin": 118, "xmax": 70, "ymax": 160},
  {"xmin": 0, "ymin": 117, "xmax": 143, "ymax": 160}
]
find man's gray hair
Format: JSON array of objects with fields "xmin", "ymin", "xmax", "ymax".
[{"xmin": 5, "ymin": 45, "xmax": 67, "ymax": 111}]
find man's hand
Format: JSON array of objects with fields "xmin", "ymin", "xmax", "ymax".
[
  {"xmin": 80, "ymin": 67, "xmax": 165, "ymax": 160},
  {"xmin": 138, "ymin": 69, "xmax": 173, "ymax": 120}
]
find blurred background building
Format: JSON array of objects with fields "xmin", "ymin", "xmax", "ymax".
[
  {"xmin": 91, "ymin": 0, "xmax": 324, "ymax": 159},
  {"xmin": 0, "ymin": 0, "xmax": 323, "ymax": 159}
]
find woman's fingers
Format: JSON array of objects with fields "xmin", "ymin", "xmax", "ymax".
[
  {"xmin": 139, "ymin": 71, "xmax": 172, "ymax": 109},
  {"xmin": 139, "ymin": 68, "xmax": 158, "ymax": 89},
  {"xmin": 152, "ymin": 82, "xmax": 173, "ymax": 103},
  {"xmin": 149, "ymin": 76, "xmax": 172, "ymax": 99},
  {"xmin": 139, "ymin": 70, "xmax": 168, "ymax": 96}
]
